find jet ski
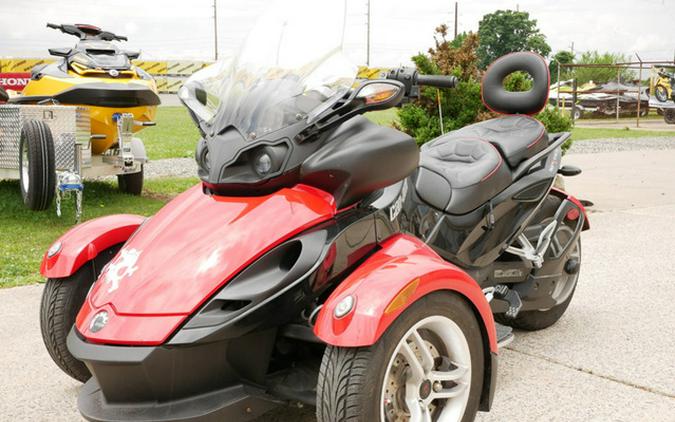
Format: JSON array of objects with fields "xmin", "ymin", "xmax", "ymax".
[{"xmin": 10, "ymin": 23, "xmax": 160, "ymax": 154}]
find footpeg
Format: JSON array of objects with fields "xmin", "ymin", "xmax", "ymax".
[{"xmin": 493, "ymin": 285, "xmax": 522, "ymax": 319}]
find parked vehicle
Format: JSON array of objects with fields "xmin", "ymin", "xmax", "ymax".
[
  {"xmin": 549, "ymin": 80, "xmax": 649, "ymax": 119},
  {"xmin": 39, "ymin": 5, "xmax": 588, "ymax": 421},
  {"xmin": 654, "ymin": 69, "xmax": 674, "ymax": 103},
  {"xmin": 8, "ymin": 23, "xmax": 160, "ymax": 195}
]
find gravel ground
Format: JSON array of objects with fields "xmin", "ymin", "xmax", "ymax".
[
  {"xmin": 141, "ymin": 137, "xmax": 675, "ymax": 179},
  {"xmin": 567, "ymin": 136, "xmax": 675, "ymax": 154},
  {"xmin": 144, "ymin": 157, "xmax": 197, "ymax": 179}
]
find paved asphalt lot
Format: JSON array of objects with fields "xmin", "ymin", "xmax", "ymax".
[{"xmin": 1, "ymin": 144, "xmax": 675, "ymax": 421}]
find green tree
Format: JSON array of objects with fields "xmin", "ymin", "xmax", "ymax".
[
  {"xmin": 572, "ymin": 51, "xmax": 632, "ymax": 84},
  {"xmin": 476, "ymin": 10, "xmax": 551, "ymax": 68},
  {"xmin": 549, "ymin": 50, "xmax": 575, "ymax": 83}
]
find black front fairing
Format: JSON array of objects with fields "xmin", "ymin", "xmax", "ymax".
[{"xmin": 197, "ymin": 116, "xmax": 419, "ymax": 209}]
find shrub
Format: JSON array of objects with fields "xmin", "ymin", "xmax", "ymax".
[{"xmin": 535, "ymin": 107, "xmax": 573, "ymax": 153}]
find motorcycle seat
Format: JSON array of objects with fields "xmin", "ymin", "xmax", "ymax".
[
  {"xmin": 416, "ymin": 134, "xmax": 512, "ymax": 214},
  {"xmin": 450, "ymin": 115, "xmax": 548, "ymax": 168}
]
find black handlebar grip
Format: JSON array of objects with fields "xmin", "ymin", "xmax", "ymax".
[
  {"xmin": 46, "ymin": 23, "xmax": 60, "ymax": 29},
  {"xmin": 117, "ymin": 35, "xmax": 128, "ymax": 41},
  {"xmin": 417, "ymin": 74, "xmax": 458, "ymax": 89}
]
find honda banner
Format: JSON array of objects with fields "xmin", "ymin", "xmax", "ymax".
[{"xmin": 0, "ymin": 72, "xmax": 31, "ymax": 92}]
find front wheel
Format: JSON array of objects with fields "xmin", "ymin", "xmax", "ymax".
[{"xmin": 316, "ymin": 292, "xmax": 485, "ymax": 422}]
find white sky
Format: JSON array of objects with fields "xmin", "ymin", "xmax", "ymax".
[{"xmin": 0, "ymin": 0, "xmax": 673, "ymax": 66}]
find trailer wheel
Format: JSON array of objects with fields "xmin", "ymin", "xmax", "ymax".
[
  {"xmin": 19, "ymin": 120, "xmax": 56, "ymax": 210},
  {"xmin": 117, "ymin": 165, "xmax": 144, "ymax": 195},
  {"xmin": 572, "ymin": 106, "xmax": 583, "ymax": 120},
  {"xmin": 665, "ymin": 109, "xmax": 675, "ymax": 125}
]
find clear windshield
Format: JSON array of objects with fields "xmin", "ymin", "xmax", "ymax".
[{"xmin": 181, "ymin": 0, "xmax": 356, "ymax": 139}]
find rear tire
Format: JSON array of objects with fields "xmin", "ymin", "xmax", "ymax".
[
  {"xmin": 117, "ymin": 165, "xmax": 144, "ymax": 195},
  {"xmin": 19, "ymin": 120, "xmax": 55, "ymax": 210},
  {"xmin": 316, "ymin": 292, "xmax": 485, "ymax": 422},
  {"xmin": 497, "ymin": 195, "xmax": 581, "ymax": 331}
]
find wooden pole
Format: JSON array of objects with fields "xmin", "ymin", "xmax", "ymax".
[
  {"xmin": 556, "ymin": 62, "xmax": 561, "ymax": 113},
  {"xmin": 454, "ymin": 2, "xmax": 458, "ymax": 38}
]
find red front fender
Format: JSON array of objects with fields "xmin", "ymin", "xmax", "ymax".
[
  {"xmin": 313, "ymin": 234, "xmax": 498, "ymax": 353},
  {"xmin": 40, "ymin": 214, "xmax": 146, "ymax": 279}
]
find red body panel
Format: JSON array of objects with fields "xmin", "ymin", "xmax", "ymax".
[
  {"xmin": 313, "ymin": 234, "xmax": 498, "ymax": 353},
  {"xmin": 551, "ymin": 187, "xmax": 590, "ymax": 230},
  {"xmin": 76, "ymin": 184, "xmax": 336, "ymax": 345},
  {"xmin": 40, "ymin": 214, "xmax": 145, "ymax": 278}
]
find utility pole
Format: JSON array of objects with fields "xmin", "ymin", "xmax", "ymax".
[
  {"xmin": 366, "ymin": 0, "xmax": 371, "ymax": 66},
  {"xmin": 213, "ymin": 0, "xmax": 219, "ymax": 61},
  {"xmin": 454, "ymin": 2, "xmax": 458, "ymax": 39},
  {"xmin": 569, "ymin": 41, "xmax": 574, "ymax": 57}
]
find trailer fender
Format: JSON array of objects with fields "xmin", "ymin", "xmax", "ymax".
[
  {"xmin": 40, "ymin": 214, "xmax": 145, "ymax": 279},
  {"xmin": 314, "ymin": 234, "xmax": 497, "ymax": 353}
]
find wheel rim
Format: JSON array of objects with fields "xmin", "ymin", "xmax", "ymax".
[
  {"xmin": 20, "ymin": 138, "xmax": 29, "ymax": 192},
  {"xmin": 380, "ymin": 315, "xmax": 471, "ymax": 422}
]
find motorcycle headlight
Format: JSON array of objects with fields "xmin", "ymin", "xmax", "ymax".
[{"xmin": 249, "ymin": 144, "xmax": 288, "ymax": 178}]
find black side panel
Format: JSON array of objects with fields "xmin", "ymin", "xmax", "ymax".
[
  {"xmin": 0, "ymin": 86, "xmax": 8, "ymax": 103},
  {"xmin": 301, "ymin": 116, "xmax": 419, "ymax": 208}
]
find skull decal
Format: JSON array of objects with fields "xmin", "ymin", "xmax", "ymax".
[{"xmin": 102, "ymin": 248, "xmax": 141, "ymax": 293}]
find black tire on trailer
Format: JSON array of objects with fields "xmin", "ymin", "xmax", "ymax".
[
  {"xmin": 40, "ymin": 245, "xmax": 121, "ymax": 383},
  {"xmin": 117, "ymin": 165, "xmax": 144, "ymax": 195},
  {"xmin": 19, "ymin": 119, "xmax": 56, "ymax": 210},
  {"xmin": 664, "ymin": 109, "xmax": 675, "ymax": 125},
  {"xmin": 316, "ymin": 292, "xmax": 485, "ymax": 422}
]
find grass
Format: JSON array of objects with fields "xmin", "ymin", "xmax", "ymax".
[
  {"xmin": 0, "ymin": 177, "xmax": 197, "ymax": 288},
  {"xmin": 142, "ymin": 107, "xmax": 200, "ymax": 159}
]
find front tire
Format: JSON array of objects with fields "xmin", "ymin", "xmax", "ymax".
[
  {"xmin": 40, "ymin": 264, "xmax": 96, "ymax": 382},
  {"xmin": 19, "ymin": 120, "xmax": 55, "ymax": 210},
  {"xmin": 40, "ymin": 245, "xmax": 121, "ymax": 382},
  {"xmin": 117, "ymin": 165, "xmax": 144, "ymax": 195},
  {"xmin": 316, "ymin": 292, "xmax": 485, "ymax": 422}
]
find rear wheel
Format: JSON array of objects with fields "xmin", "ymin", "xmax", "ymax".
[
  {"xmin": 316, "ymin": 292, "xmax": 484, "ymax": 422},
  {"xmin": 117, "ymin": 165, "xmax": 144, "ymax": 195},
  {"xmin": 497, "ymin": 195, "xmax": 581, "ymax": 331},
  {"xmin": 19, "ymin": 120, "xmax": 55, "ymax": 210}
]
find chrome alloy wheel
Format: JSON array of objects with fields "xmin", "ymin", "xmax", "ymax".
[{"xmin": 380, "ymin": 315, "xmax": 472, "ymax": 422}]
